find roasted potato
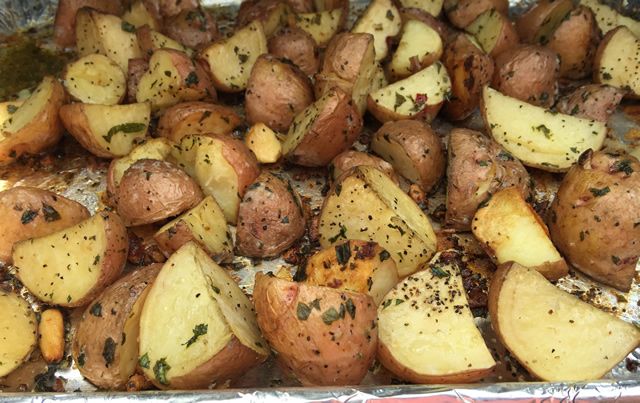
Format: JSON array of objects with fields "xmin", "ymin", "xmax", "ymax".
[
  {"xmin": 548, "ymin": 151, "xmax": 640, "ymax": 291},
  {"xmin": 445, "ymin": 128, "xmax": 531, "ymax": 231},
  {"xmin": 236, "ymin": 0, "xmax": 290, "ymax": 37},
  {"xmin": 396, "ymin": 0, "xmax": 443, "ymax": 17},
  {"xmin": 319, "ymin": 166, "xmax": 437, "ymax": 276},
  {"xmin": 154, "ymin": 0, "xmax": 199, "ymax": 18},
  {"xmin": 253, "ymin": 272, "xmax": 378, "ymax": 386},
  {"xmin": 139, "ymin": 243, "xmax": 269, "ymax": 389},
  {"xmin": 0, "ymin": 291, "xmax": 37, "ymax": 377},
  {"xmin": 371, "ymin": 120, "xmax": 445, "ymax": 192},
  {"xmin": 163, "ymin": 8, "xmax": 220, "ymax": 50},
  {"xmin": 400, "ymin": 7, "xmax": 451, "ymax": 39},
  {"xmin": 465, "ymin": 9, "xmax": 519, "ymax": 57},
  {"xmin": 489, "ymin": 262, "xmax": 640, "ymax": 381},
  {"xmin": 581, "ymin": 0, "xmax": 640, "ymax": 37},
  {"xmin": 0, "ymin": 76, "xmax": 65, "ymax": 164},
  {"xmin": 54, "ymin": 0, "xmax": 123, "ymax": 47},
  {"xmin": 73, "ymin": 264, "xmax": 161, "ymax": 390},
  {"xmin": 329, "ymin": 150, "xmax": 399, "ymax": 184},
  {"xmin": 126, "ymin": 58, "xmax": 149, "ymax": 103},
  {"xmin": 290, "ymin": 9, "xmax": 345, "ymax": 47},
  {"xmin": 123, "ymin": 0, "xmax": 162, "ymax": 31},
  {"xmin": 39, "ymin": 309, "xmax": 65, "ymax": 364},
  {"xmin": 352, "ymin": 0, "xmax": 402, "ymax": 61},
  {"xmin": 492, "ymin": 45, "xmax": 559, "ymax": 108},
  {"xmin": 268, "ymin": 27, "xmax": 320, "ymax": 76},
  {"xmin": 13, "ymin": 211, "xmax": 128, "ymax": 307},
  {"xmin": 0, "ymin": 187, "xmax": 90, "ymax": 265},
  {"xmin": 60, "ymin": 103, "xmax": 150, "ymax": 158},
  {"xmin": 387, "ymin": 19, "xmax": 443, "ymax": 80},
  {"xmin": 245, "ymin": 55, "xmax": 314, "ymax": 132},
  {"xmin": 157, "ymin": 102, "xmax": 242, "ymax": 142},
  {"xmin": 444, "ymin": 0, "xmax": 508, "ymax": 29},
  {"xmin": 136, "ymin": 25, "xmax": 193, "ymax": 58},
  {"xmin": 244, "ymin": 123, "xmax": 283, "ymax": 164},
  {"xmin": 115, "ymin": 159, "xmax": 203, "ymax": 227},
  {"xmin": 481, "ymin": 87, "xmax": 606, "ymax": 172},
  {"xmin": 594, "ymin": 26, "xmax": 640, "ymax": 97},
  {"xmin": 515, "ymin": 0, "xmax": 574, "ymax": 44},
  {"xmin": 236, "ymin": 172, "xmax": 306, "ymax": 258},
  {"xmin": 556, "ymin": 84, "xmax": 625, "ymax": 122},
  {"xmin": 63, "ymin": 54, "xmax": 126, "ymax": 105},
  {"xmin": 378, "ymin": 251, "xmax": 496, "ymax": 383}
]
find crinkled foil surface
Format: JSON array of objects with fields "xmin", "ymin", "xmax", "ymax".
[{"xmin": 0, "ymin": 0, "xmax": 639, "ymax": 401}]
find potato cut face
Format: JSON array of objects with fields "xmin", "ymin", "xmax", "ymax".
[
  {"xmin": 581, "ymin": 0, "xmax": 640, "ymax": 37},
  {"xmin": 466, "ymin": 9, "xmax": 504, "ymax": 53},
  {"xmin": 282, "ymin": 94, "xmax": 324, "ymax": 156},
  {"xmin": 490, "ymin": 263, "xmax": 640, "ymax": 381},
  {"xmin": 110, "ymin": 138, "xmax": 173, "ymax": 189},
  {"xmin": 82, "ymin": 103, "xmax": 150, "ymax": 156},
  {"xmin": 135, "ymin": 50, "xmax": 186, "ymax": 110},
  {"xmin": 398, "ymin": 0, "xmax": 443, "ymax": 16},
  {"xmin": 378, "ymin": 252, "xmax": 495, "ymax": 380},
  {"xmin": 0, "ymin": 100, "xmax": 24, "ymax": 126},
  {"xmin": 482, "ymin": 87, "xmax": 606, "ymax": 172},
  {"xmin": 1, "ymin": 76, "xmax": 56, "ymax": 136},
  {"xmin": 352, "ymin": 0, "xmax": 402, "ymax": 61},
  {"xmin": 201, "ymin": 21, "xmax": 267, "ymax": 92},
  {"xmin": 245, "ymin": 123, "xmax": 282, "ymax": 164},
  {"xmin": 319, "ymin": 166, "xmax": 437, "ymax": 276},
  {"xmin": 147, "ymin": 30, "xmax": 193, "ymax": 55},
  {"xmin": 388, "ymin": 20, "xmax": 442, "ymax": 79},
  {"xmin": 596, "ymin": 27, "xmax": 640, "ymax": 97},
  {"xmin": 123, "ymin": 0, "xmax": 160, "ymax": 30},
  {"xmin": 293, "ymin": 9, "xmax": 343, "ymax": 46},
  {"xmin": 0, "ymin": 292, "xmax": 37, "ymax": 377},
  {"xmin": 64, "ymin": 54, "xmax": 126, "ymax": 105}
]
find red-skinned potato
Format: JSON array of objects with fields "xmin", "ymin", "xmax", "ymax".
[
  {"xmin": 122, "ymin": 0, "xmax": 162, "ymax": 31},
  {"xmin": 465, "ymin": 9, "xmax": 519, "ymax": 58},
  {"xmin": 127, "ymin": 58, "xmax": 149, "ymax": 103},
  {"xmin": 136, "ymin": 25, "xmax": 193, "ymax": 58},
  {"xmin": 62, "ymin": 53, "xmax": 126, "ymax": 105},
  {"xmin": 54, "ymin": 0, "xmax": 123, "ymax": 47},
  {"xmin": 515, "ymin": 0, "xmax": 574, "ymax": 44},
  {"xmin": 157, "ymin": 102, "xmax": 242, "ymax": 142},
  {"xmin": 329, "ymin": 150, "xmax": 399, "ymax": 184},
  {"xmin": 0, "ymin": 291, "xmax": 37, "ymax": 378},
  {"xmin": 386, "ymin": 19, "xmax": 444, "ymax": 80},
  {"xmin": 352, "ymin": 0, "xmax": 402, "ymax": 61},
  {"xmin": 593, "ymin": 26, "xmax": 640, "ymax": 98},
  {"xmin": 268, "ymin": 27, "xmax": 320, "ymax": 76},
  {"xmin": 245, "ymin": 55, "xmax": 314, "ymax": 132},
  {"xmin": 444, "ymin": 0, "xmax": 508, "ymax": 29},
  {"xmin": 154, "ymin": 0, "xmax": 198, "ymax": 18},
  {"xmin": 556, "ymin": 84, "xmax": 625, "ymax": 122},
  {"xmin": 236, "ymin": 0, "xmax": 290, "ymax": 37},
  {"xmin": 163, "ymin": 8, "xmax": 220, "ymax": 50},
  {"xmin": 400, "ymin": 7, "xmax": 451, "ymax": 40}
]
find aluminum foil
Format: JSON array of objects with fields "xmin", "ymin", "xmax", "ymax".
[{"xmin": 0, "ymin": 0, "xmax": 639, "ymax": 401}]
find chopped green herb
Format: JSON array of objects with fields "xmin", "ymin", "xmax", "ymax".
[
  {"xmin": 185, "ymin": 71, "xmax": 199, "ymax": 86},
  {"xmin": 335, "ymin": 242, "xmax": 351, "ymax": 265},
  {"xmin": 21, "ymin": 209, "xmax": 37, "ymax": 224},
  {"xmin": 589, "ymin": 187, "xmax": 610, "ymax": 197},
  {"xmin": 103, "ymin": 122, "xmax": 146, "ymax": 143},
  {"xmin": 345, "ymin": 298, "xmax": 356, "ymax": 319},
  {"xmin": 328, "ymin": 225, "xmax": 347, "ymax": 243},
  {"xmin": 183, "ymin": 323, "xmax": 208, "ymax": 348},
  {"xmin": 613, "ymin": 159, "xmax": 634, "ymax": 175},
  {"xmin": 121, "ymin": 21, "xmax": 136, "ymax": 33},
  {"xmin": 90, "ymin": 302, "xmax": 102, "ymax": 317},
  {"xmin": 611, "ymin": 255, "xmax": 621, "ymax": 264},
  {"xmin": 534, "ymin": 124, "xmax": 552, "ymax": 139},
  {"xmin": 379, "ymin": 250, "xmax": 390, "ymax": 262},
  {"xmin": 102, "ymin": 337, "xmax": 116, "ymax": 366},
  {"xmin": 602, "ymin": 72, "xmax": 612, "ymax": 80},
  {"xmin": 394, "ymin": 93, "xmax": 406, "ymax": 111},
  {"xmin": 382, "ymin": 299, "xmax": 392, "ymax": 309},
  {"xmin": 7, "ymin": 104, "xmax": 18, "ymax": 114},
  {"xmin": 297, "ymin": 302, "xmax": 312, "ymax": 320},
  {"xmin": 153, "ymin": 358, "xmax": 171, "ymax": 385},
  {"xmin": 42, "ymin": 203, "xmax": 60, "ymax": 222},
  {"xmin": 497, "ymin": 151, "xmax": 514, "ymax": 161},
  {"xmin": 395, "ymin": 299, "xmax": 405, "ymax": 305},
  {"xmin": 139, "ymin": 353, "xmax": 150, "ymax": 369},
  {"xmin": 430, "ymin": 265, "xmax": 450, "ymax": 278},
  {"xmin": 322, "ymin": 307, "xmax": 340, "ymax": 325}
]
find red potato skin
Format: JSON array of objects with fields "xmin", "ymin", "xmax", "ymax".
[
  {"xmin": 127, "ymin": 58, "xmax": 149, "ymax": 103},
  {"xmin": 329, "ymin": 150, "xmax": 400, "ymax": 184},
  {"xmin": 400, "ymin": 7, "xmax": 453, "ymax": 43},
  {"xmin": 268, "ymin": 27, "xmax": 320, "ymax": 76},
  {"xmin": 209, "ymin": 134, "xmax": 262, "ymax": 198},
  {"xmin": 163, "ymin": 8, "xmax": 220, "ymax": 50},
  {"xmin": 445, "ymin": 0, "xmax": 509, "ymax": 29},
  {"xmin": 167, "ymin": 49, "xmax": 218, "ymax": 102},
  {"xmin": 556, "ymin": 84, "xmax": 625, "ymax": 122},
  {"xmin": 54, "ymin": 0, "xmax": 124, "ymax": 47},
  {"xmin": 153, "ymin": 0, "xmax": 199, "ymax": 18},
  {"xmin": 157, "ymin": 102, "xmax": 243, "ymax": 142}
]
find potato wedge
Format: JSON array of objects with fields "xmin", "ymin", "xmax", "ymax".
[
  {"xmin": 329, "ymin": 150, "xmax": 399, "ymax": 183},
  {"xmin": 581, "ymin": 0, "xmax": 640, "ymax": 37},
  {"xmin": 200, "ymin": 20, "xmax": 268, "ymax": 93},
  {"xmin": 139, "ymin": 243, "xmax": 268, "ymax": 389},
  {"xmin": 0, "ymin": 291, "xmax": 37, "ymax": 378},
  {"xmin": 0, "ymin": 76, "xmax": 65, "ymax": 164},
  {"xmin": 60, "ymin": 103, "xmax": 150, "ymax": 158},
  {"xmin": 39, "ymin": 309, "xmax": 65, "ymax": 364},
  {"xmin": 466, "ymin": 9, "xmax": 519, "ymax": 57},
  {"xmin": 13, "ymin": 211, "xmax": 128, "ymax": 307},
  {"xmin": 0, "ymin": 186, "xmax": 90, "ymax": 265},
  {"xmin": 268, "ymin": 27, "xmax": 320, "ymax": 76},
  {"xmin": 481, "ymin": 86, "xmax": 606, "ymax": 172},
  {"xmin": 352, "ymin": 0, "xmax": 402, "ymax": 61},
  {"xmin": 319, "ymin": 165, "xmax": 437, "ymax": 276},
  {"xmin": 304, "ymin": 240, "xmax": 399, "ymax": 305},
  {"xmin": 367, "ymin": 61, "xmax": 451, "ymax": 123},
  {"xmin": 253, "ymin": 272, "xmax": 378, "ymax": 386},
  {"xmin": 245, "ymin": 123, "xmax": 283, "ymax": 164},
  {"xmin": 63, "ymin": 54, "xmax": 126, "ymax": 105},
  {"xmin": 164, "ymin": 8, "xmax": 220, "ymax": 50},
  {"xmin": 387, "ymin": 20, "xmax": 443, "ymax": 80},
  {"xmin": 397, "ymin": 0, "xmax": 443, "ymax": 17},
  {"xmin": 237, "ymin": 0, "xmax": 291, "ymax": 38},
  {"xmin": 594, "ymin": 26, "xmax": 640, "ymax": 97},
  {"xmin": 154, "ymin": 196, "xmax": 233, "ymax": 263},
  {"xmin": 489, "ymin": 262, "xmax": 640, "ymax": 381},
  {"xmin": 556, "ymin": 84, "xmax": 625, "ymax": 122},
  {"xmin": 72, "ymin": 264, "xmax": 161, "ymax": 390},
  {"xmin": 400, "ymin": 7, "xmax": 451, "ymax": 39},
  {"xmin": 136, "ymin": 25, "xmax": 193, "ymax": 58},
  {"xmin": 54, "ymin": 0, "xmax": 123, "ymax": 47},
  {"xmin": 123, "ymin": 0, "xmax": 161, "ymax": 31},
  {"xmin": 444, "ymin": 0, "xmax": 508, "ymax": 29},
  {"xmin": 515, "ymin": 0, "xmax": 574, "ymax": 44},
  {"xmin": 378, "ymin": 251, "xmax": 496, "ymax": 383},
  {"xmin": 290, "ymin": 8, "xmax": 344, "ymax": 47},
  {"xmin": 157, "ymin": 102, "xmax": 242, "ymax": 142}
]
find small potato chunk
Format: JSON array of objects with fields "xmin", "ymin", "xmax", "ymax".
[
  {"xmin": 329, "ymin": 150, "xmax": 399, "ymax": 183},
  {"xmin": 387, "ymin": 20, "xmax": 443, "ymax": 80},
  {"xmin": 489, "ymin": 262, "xmax": 640, "ymax": 381},
  {"xmin": 123, "ymin": 0, "xmax": 161, "ymax": 31},
  {"xmin": 371, "ymin": 120, "xmax": 445, "ymax": 193},
  {"xmin": 39, "ymin": 309, "xmax": 65, "ymax": 363},
  {"xmin": 304, "ymin": 240, "xmax": 399, "ymax": 305},
  {"xmin": 157, "ymin": 102, "xmax": 242, "ymax": 142},
  {"xmin": 594, "ymin": 26, "xmax": 640, "ymax": 97},
  {"xmin": 548, "ymin": 151, "xmax": 640, "ymax": 291},
  {"xmin": 0, "ymin": 292, "xmax": 37, "ymax": 377},
  {"xmin": 116, "ymin": 159, "xmax": 203, "ymax": 227},
  {"xmin": 444, "ymin": 0, "xmax": 508, "ymax": 29},
  {"xmin": 253, "ymin": 273, "xmax": 378, "ymax": 386},
  {"xmin": 163, "ymin": 8, "xmax": 220, "ymax": 50},
  {"xmin": 60, "ymin": 103, "xmax": 150, "ymax": 158},
  {"xmin": 54, "ymin": 0, "xmax": 123, "ymax": 47},
  {"xmin": 13, "ymin": 211, "xmax": 128, "ymax": 307},
  {"xmin": 290, "ymin": 8, "xmax": 344, "ymax": 47},
  {"xmin": 268, "ymin": 27, "xmax": 320, "ymax": 76},
  {"xmin": 245, "ymin": 55, "xmax": 314, "ymax": 132},
  {"xmin": 236, "ymin": 172, "xmax": 306, "ymax": 257},
  {"xmin": 0, "ymin": 186, "xmax": 90, "ymax": 265},
  {"xmin": 465, "ymin": 9, "xmax": 519, "ymax": 58},
  {"xmin": 63, "ymin": 54, "xmax": 126, "ymax": 105},
  {"xmin": 556, "ymin": 84, "xmax": 625, "ymax": 122},
  {"xmin": 73, "ymin": 264, "xmax": 161, "ymax": 390},
  {"xmin": 352, "ymin": 0, "xmax": 402, "ymax": 61},
  {"xmin": 515, "ymin": 0, "xmax": 573, "ymax": 44},
  {"xmin": 581, "ymin": 0, "xmax": 640, "ymax": 37},
  {"xmin": 237, "ymin": 0, "xmax": 291, "ymax": 37},
  {"xmin": 492, "ymin": 45, "xmax": 559, "ymax": 108},
  {"xmin": 136, "ymin": 26, "xmax": 193, "ymax": 58},
  {"xmin": 245, "ymin": 123, "xmax": 283, "ymax": 164}
]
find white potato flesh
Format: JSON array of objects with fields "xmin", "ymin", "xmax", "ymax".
[
  {"xmin": 352, "ymin": 0, "xmax": 402, "ymax": 61},
  {"xmin": 397, "ymin": 0, "xmax": 444, "ymax": 17},
  {"xmin": 581, "ymin": 0, "xmax": 640, "ymax": 37},
  {"xmin": 0, "ymin": 292, "xmax": 37, "ymax": 377},
  {"xmin": 64, "ymin": 54, "xmax": 126, "ymax": 105},
  {"xmin": 245, "ymin": 123, "xmax": 282, "ymax": 164},
  {"xmin": 1, "ymin": 77, "xmax": 56, "ymax": 137},
  {"xmin": 82, "ymin": 103, "xmax": 150, "ymax": 156},
  {"xmin": 388, "ymin": 20, "xmax": 442, "ymax": 78},
  {"xmin": 596, "ymin": 27, "xmax": 640, "ymax": 97},
  {"xmin": 293, "ymin": 9, "xmax": 343, "ymax": 46}
]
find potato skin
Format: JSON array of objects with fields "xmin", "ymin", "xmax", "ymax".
[
  {"xmin": 157, "ymin": 101, "xmax": 242, "ymax": 142},
  {"xmin": 116, "ymin": 159, "xmax": 204, "ymax": 226},
  {"xmin": 245, "ymin": 55, "xmax": 314, "ymax": 132},
  {"xmin": 556, "ymin": 84, "xmax": 625, "ymax": 122},
  {"xmin": 72, "ymin": 264, "xmax": 161, "ymax": 390},
  {"xmin": 54, "ymin": 0, "xmax": 123, "ymax": 47},
  {"xmin": 446, "ymin": 128, "xmax": 531, "ymax": 231},
  {"xmin": 253, "ymin": 273, "xmax": 378, "ymax": 386},
  {"xmin": 329, "ymin": 150, "xmax": 399, "ymax": 184},
  {"xmin": 163, "ymin": 8, "xmax": 220, "ymax": 50},
  {"xmin": 155, "ymin": 0, "xmax": 199, "ymax": 18},
  {"xmin": 445, "ymin": 0, "xmax": 508, "ymax": 29},
  {"xmin": 548, "ymin": 151, "xmax": 640, "ymax": 291},
  {"xmin": 268, "ymin": 27, "xmax": 320, "ymax": 76},
  {"xmin": 0, "ymin": 187, "xmax": 90, "ymax": 265},
  {"xmin": 400, "ymin": 7, "xmax": 452, "ymax": 42},
  {"xmin": 492, "ymin": 45, "xmax": 559, "ymax": 108},
  {"xmin": 127, "ymin": 58, "xmax": 149, "ymax": 104},
  {"xmin": 213, "ymin": 134, "xmax": 262, "ymax": 198},
  {"xmin": 236, "ymin": 172, "xmax": 306, "ymax": 257}
]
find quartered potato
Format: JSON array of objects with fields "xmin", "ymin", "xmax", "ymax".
[
  {"xmin": 0, "ymin": 291, "xmax": 37, "ymax": 378},
  {"xmin": 387, "ymin": 19, "xmax": 443, "ymax": 80},
  {"xmin": 329, "ymin": 150, "xmax": 399, "ymax": 184},
  {"xmin": 237, "ymin": 0, "xmax": 290, "ymax": 37},
  {"xmin": 581, "ymin": 0, "xmax": 640, "ymax": 37},
  {"xmin": 594, "ymin": 26, "xmax": 640, "ymax": 97},
  {"xmin": 444, "ymin": 0, "xmax": 509, "ymax": 29},
  {"xmin": 352, "ymin": 0, "xmax": 402, "ymax": 61},
  {"xmin": 157, "ymin": 102, "xmax": 242, "ymax": 142},
  {"xmin": 556, "ymin": 84, "xmax": 625, "ymax": 122},
  {"xmin": 515, "ymin": 0, "xmax": 573, "ymax": 44},
  {"xmin": 54, "ymin": 0, "xmax": 123, "ymax": 47},
  {"xmin": 164, "ymin": 8, "xmax": 220, "ymax": 50},
  {"xmin": 136, "ymin": 25, "xmax": 193, "ymax": 58},
  {"xmin": 63, "ymin": 54, "xmax": 126, "ymax": 105},
  {"xmin": 244, "ymin": 123, "xmax": 283, "ymax": 164},
  {"xmin": 122, "ymin": 0, "xmax": 162, "ymax": 31},
  {"xmin": 268, "ymin": 27, "xmax": 320, "ymax": 76},
  {"xmin": 465, "ymin": 9, "xmax": 519, "ymax": 57},
  {"xmin": 290, "ymin": 8, "xmax": 344, "ymax": 47}
]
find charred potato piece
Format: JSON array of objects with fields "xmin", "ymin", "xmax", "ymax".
[
  {"xmin": 268, "ymin": 27, "xmax": 320, "ymax": 76},
  {"xmin": 163, "ymin": 8, "xmax": 220, "ymax": 50},
  {"xmin": 352, "ymin": 0, "xmax": 402, "ymax": 61},
  {"xmin": 0, "ymin": 292, "xmax": 37, "ymax": 377},
  {"xmin": 515, "ymin": 0, "xmax": 574, "ymax": 44},
  {"xmin": 556, "ymin": 84, "xmax": 625, "ymax": 122},
  {"xmin": 245, "ymin": 123, "xmax": 283, "ymax": 164},
  {"xmin": 157, "ymin": 102, "xmax": 242, "ymax": 142},
  {"xmin": 444, "ymin": 0, "xmax": 508, "ymax": 29},
  {"xmin": 245, "ymin": 55, "xmax": 314, "ymax": 132},
  {"xmin": 13, "ymin": 211, "xmax": 128, "ymax": 307},
  {"xmin": 387, "ymin": 19, "xmax": 443, "ymax": 80},
  {"xmin": 548, "ymin": 151, "xmax": 640, "ymax": 291},
  {"xmin": 73, "ymin": 264, "xmax": 161, "ymax": 390},
  {"xmin": 63, "ymin": 54, "xmax": 126, "ymax": 105},
  {"xmin": 236, "ymin": 0, "xmax": 290, "ymax": 37},
  {"xmin": 0, "ymin": 187, "xmax": 90, "ymax": 265},
  {"xmin": 54, "ymin": 0, "xmax": 123, "ymax": 47},
  {"xmin": 236, "ymin": 172, "xmax": 306, "ymax": 258},
  {"xmin": 253, "ymin": 273, "xmax": 378, "ymax": 386},
  {"xmin": 581, "ymin": 0, "xmax": 640, "ymax": 37},
  {"xmin": 136, "ymin": 25, "xmax": 193, "ymax": 58},
  {"xmin": 465, "ymin": 9, "xmax": 519, "ymax": 58},
  {"xmin": 329, "ymin": 150, "xmax": 399, "ymax": 184},
  {"xmin": 594, "ymin": 26, "xmax": 640, "ymax": 97}
]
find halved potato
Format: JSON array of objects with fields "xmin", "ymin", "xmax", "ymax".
[
  {"xmin": 200, "ymin": 20, "xmax": 268, "ymax": 93},
  {"xmin": 387, "ymin": 20, "xmax": 443, "ymax": 80},
  {"xmin": 489, "ymin": 262, "xmax": 640, "ymax": 381},
  {"xmin": 12, "ymin": 211, "xmax": 128, "ymax": 307},
  {"xmin": 123, "ymin": 0, "xmax": 161, "ymax": 31},
  {"xmin": 245, "ymin": 123, "xmax": 283, "ymax": 164},
  {"xmin": 581, "ymin": 0, "xmax": 640, "ymax": 37},
  {"xmin": 594, "ymin": 26, "xmax": 640, "ymax": 97},
  {"xmin": 154, "ymin": 196, "xmax": 233, "ymax": 263},
  {"xmin": 367, "ymin": 61, "xmax": 451, "ymax": 123},
  {"xmin": 136, "ymin": 25, "xmax": 193, "ymax": 58},
  {"xmin": 444, "ymin": 0, "xmax": 509, "ymax": 29},
  {"xmin": 378, "ymin": 251, "xmax": 496, "ymax": 383},
  {"xmin": 319, "ymin": 165, "xmax": 437, "ymax": 277},
  {"xmin": 0, "ymin": 76, "xmax": 65, "ymax": 164},
  {"xmin": 0, "ymin": 291, "xmax": 37, "ymax": 378},
  {"xmin": 164, "ymin": 8, "xmax": 220, "ymax": 50},
  {"xmin": 304, "ymin": 240, "xmax": 399, "ymax": 305},
  {"xmin": 466, "ymin": 9, "xmax": 519, "ymax": 57},
  {"xmin": 481, "ymin": 86, "xmax": 606, "ymax": 172},
  {"xmin": 60, "ymin": 103, "xmax": 150, "ymax": 158},
  {"xmin": 352, "ymin": 0, "xmax": 402, "ymax": 61},
  {"xmin": 268, "ymin": 27, "xmax": 319, "ymax": 76},
  {"xmin": 290, "ymin": 8, "xmax": 344, "ymax": 47},
  {"xmin": 63, "ymin": 54, "xmax": 126, "ymax": 105},
  {"xmin": 54, "ymin": 0, "xmax": 123, "ymax": 47},
  {"xmin": 157, "ymin": 102, "xmax": 242, "ymax": 142},
  {"xmin": 515, "ymin": 0, "xmax": 574, "ymax": 44},
  {"xmin": 139, "ymin": 242, "xmax": 269, "ymax": 389},
  {"xmin": 397, "ymin": 0, "xmax": 443, "ymax": 17},
  {"xmin": 72, "ymin": 264, "xmax": 161, "ymax": 390}
]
